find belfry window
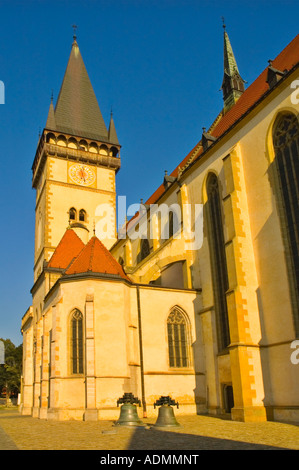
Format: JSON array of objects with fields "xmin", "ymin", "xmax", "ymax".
[
  {"xmin": 273, "ymin": 113, "xmax": 299, "ymax": 333},
  {"xmin": 167, "ymin": 307, "xmax": 190, "ymax": 368},
  {"xmin": 79, "ymin": 209, "xmax": 86, "ymax": 222},
  {"xmin": 206, "ymin": 173, "xmax": 230, "ymax": 351},
  {"xmin": 71, "ymin": 309, "xmax": 84, "ymax": 374},
  {"xmin": 69, "ymin": 207, "xmax": 77, "ymax": 221}
]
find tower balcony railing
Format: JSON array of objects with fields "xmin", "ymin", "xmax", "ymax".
[{"xmin": 32, "ymin": 140, "xmax": 121, "ymax": 187}]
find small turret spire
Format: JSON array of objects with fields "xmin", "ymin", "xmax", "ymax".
[
  {"xmin": 45, "ymin": 92, "xmax": 56, "ymax": 130},
  {"xmin": 108, "ymin": 108, "xmax": 119, "ymax": 145},
  {"xmin": 221, "ymin": 20, "xmax": 245, "ymax": 113}
]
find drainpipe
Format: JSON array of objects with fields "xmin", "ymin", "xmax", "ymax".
[{"xmin": 136, "ymin": 285, "xmax": 147, "ymax": 417}]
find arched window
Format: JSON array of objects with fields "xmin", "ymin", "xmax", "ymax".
[
  {"xmin": 79, "ymin": 209, "xmax": 86, "ymax": 222},
  {"xmin": 110, "ymin": 146, "xmax": 119, "ymax": 157},
  {"xmin": 139, "ymin": 238, "xmax": 150, "ymax": 262},
  {"xmin": 167, "ymin": 307, "xmax": 190, "ymax": 368},
  {"xmin": 168, "ymin": 209, "xmax": 180, "ymax": 239},
  {"xmin": 69, "ymin": 207, "xmax": 77, "ymax": 221},
  {"xmin": 206, "ymin": 173, "xmax": 230, "ymax": 351},
  {"xmin": 273, "ymin": 113, "xmax": 299, "ymax": 332},
  {"xmin": 71, "ymin": 309, "xmax": 84, "ymax": 374}
]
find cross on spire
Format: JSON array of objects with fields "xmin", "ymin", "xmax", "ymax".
[{"xmin": 72, "ymin": 24, "xmax": 78, "ymax": 41}]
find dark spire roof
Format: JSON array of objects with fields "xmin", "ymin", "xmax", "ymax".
[
  {"xmin": 53, "ymin": 37, "xmax": 109, "ymax": 142},
  {"xmin": 223, "ymin": 25, "xmax": 240, "ymax": 78},
  {"xmin": 221, "ymin": 23, "xmax": 245, "ymax": 113},
  {"xmin": 45, "ymin": 94, "xmax": 56, "ymax": 130}
]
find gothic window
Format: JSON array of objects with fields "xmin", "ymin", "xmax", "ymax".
[
  {"xmin": 167, "ymin": 307, "xmax": 190, "ymax": 368},
  {"xmin": 79, "ymin": 209, "xmax": 86, "ymax": 222},
  {"xmin": 71, "ymin": 309, "xmax": 84, "ymax": 374},
  {"xmin": 273, "ymin": 113, "xmax": 299, "ymax": 332},
  {"xmin": 139, "ymin": 238, "xmax": 150, "ymax": 262},
  {"xmin": 69, "ymin": 207, "xmax": 77, "ymax": 221},
  {"xmin": 168, "ymin": 210, "xmax": 179, "ymax": 239},
  {"xmin": 206, "ymin": 173, "xmax": 230, "ymax": 351}
]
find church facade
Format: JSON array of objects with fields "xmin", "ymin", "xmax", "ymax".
[{"xmin": 20, "ymin": 30, "xmax": 299, "ymax": 423}]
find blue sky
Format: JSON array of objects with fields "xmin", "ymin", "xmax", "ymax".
[{"xmin": 0, "ymin": 0, "xmax": 298, "ymax": 346}]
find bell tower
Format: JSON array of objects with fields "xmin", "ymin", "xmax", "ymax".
[{"xmin": 32, "ymin": 34, "xmax": 121, "ymax": 282}]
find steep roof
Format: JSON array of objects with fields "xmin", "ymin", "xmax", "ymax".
[
  {"xmin": 123, "ymin": 34, "xmax": 299, "ymax": 233},
  {"xmin": 148, "ymin": 34, "xmax": 299, "ymax": 204},
  {"xmin": 108, "ymin": 111, "xmax": 119, "ymax": 145},
  {"xmin": 223, "ymin": 29, "xmax": 241, "ymax": 78},
  {"xmin": 52, "ymin": 38, "xmax": 109, "ymax": 142},
  {"xmin": 65, "ymin": 235, "xmax": 131, "ymax": 281},
  {"xmin": 45, "ymin": 96, "xmax": 56, "ymax": 130},
  {"xmin": 213, "ymin": 34, "xmax": 299, "ymax": 139},
  {"xmin": 47, "ymin": 228, "xmax": 85, "ymax": 269}
]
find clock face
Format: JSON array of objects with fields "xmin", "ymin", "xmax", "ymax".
[{"xmin": 68, "ymin": 164, "xmax": 96, "ymax": 186}]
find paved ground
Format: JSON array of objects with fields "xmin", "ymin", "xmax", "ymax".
[{"xmin": 0, "ymin": 407, "xmax": 298, "ymax": 451}]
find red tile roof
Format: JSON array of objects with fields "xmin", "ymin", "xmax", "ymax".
[
  {"xmin": 144, "ymin": 34, "xmax": 299, "ymax": 208},
  {"xmin": 47, "ymin": 228, "xmax": 85, "ymax": 269},
  {"xmin": 65, "ymin": 235, "xmax": 131, "ymax": 281},
  {"xmin": 211, "ymin": 33, "xmax": 299, "ymax": 140}
]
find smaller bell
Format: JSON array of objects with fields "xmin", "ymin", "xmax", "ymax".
[
  {"xmin": 114, "ymin": 393, "xmax": 145, "ymax": 427},
  {"xmin": 153, "ymin": 396, "xmax": 181, "ymax": 428}
]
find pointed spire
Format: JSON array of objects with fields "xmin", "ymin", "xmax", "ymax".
[
  {"xmin": 221, "ymin": 20, "xmax": 245, "ymax": 113},
  {"xmin": 53, "ymin": 36, "xmax": 109, "ymax": 141},
  {"xmin": 108, "ymin": 109, "xmax": 119, "ymax": 145},
  {"xmin": 45, "ymin": 92, "xmax": 56, "ymax": 130}
]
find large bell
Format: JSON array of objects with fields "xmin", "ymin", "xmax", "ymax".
[
  {"xmin": 114, "ymin": 403, "xmax": 144, "ymax": 427},
  {"xmin": 153, "ymin": 396, "xmax": 181, "ymax": 428},
  {"xmin": 114, "ymin": 393, "xmax": 145, "ymax": 427}
]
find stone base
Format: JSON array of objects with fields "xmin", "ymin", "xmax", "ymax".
[
  {"xmin": 32, "ymin": 407, "xmax": 40, "ymax": 418},
  {"xmin": 231, "ymin": 406, "xmax": 267, "ymax": 422},
  {"xmin": 47, "ymin": 408, "xmax": 84, "ymax": 421},
  {"xmin": 20, "ymin": 405, "xmax": 32, "ymax": 416},
  {"xmin": 83, "ymin": 409, "xmax": 98, "ymax": 421},
  {"xmin": 272, "ymin": 407, "xmax": 299, "ymax": 424}
]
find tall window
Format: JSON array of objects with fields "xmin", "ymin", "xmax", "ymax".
[
  {"xmin": 71, "ymin": 309, "xmax": 84, "ymax": 374},
  {"xmin": 167, "ymin": 307, "xmax": 190, "ymax": 368},
  {"xmin": 79, "ymin": 209, "xmax": 86, "ymax": 222},
  {"xmin": 139, "ymin": 238, "xmax": 150, "ymax": 262},
  {"xmin": 206, "ymin": 173, "xmax": 230, "ymax": 351},
  {"xmin": 273, "ymin": 113, "xmax": 299, "ymax": 333},
  {"xmin": 69, "ymin": 207, "xmax": 77, "ymax": 221}
]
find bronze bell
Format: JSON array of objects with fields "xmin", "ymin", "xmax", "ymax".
[
  {"xmin": 153, "ymin": 396, "xmax": 180, "ymax": 428},
  {"xmin": 114, "ymin": 393, "xmax": 145, "ymax": 427}
]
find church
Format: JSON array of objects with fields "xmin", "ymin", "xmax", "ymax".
[{"xmin": 20, "ymin": 27, "xmax": 299, "ymax": 423}]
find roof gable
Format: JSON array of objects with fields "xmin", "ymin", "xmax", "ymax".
[
  {"xmin": 47, "ymin": 229, "xmax": 85, "ymax": 269},
  {"xmin": 65, "ymin": 236, "xmax": 130, "ymax": 281},
  {"xmin": 148, "ymin": 34, "xmax": 299, "ymax": 205},
  {"xmin": 123, "ymin": 34, "xmax": 299, "ymax": 234}
]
